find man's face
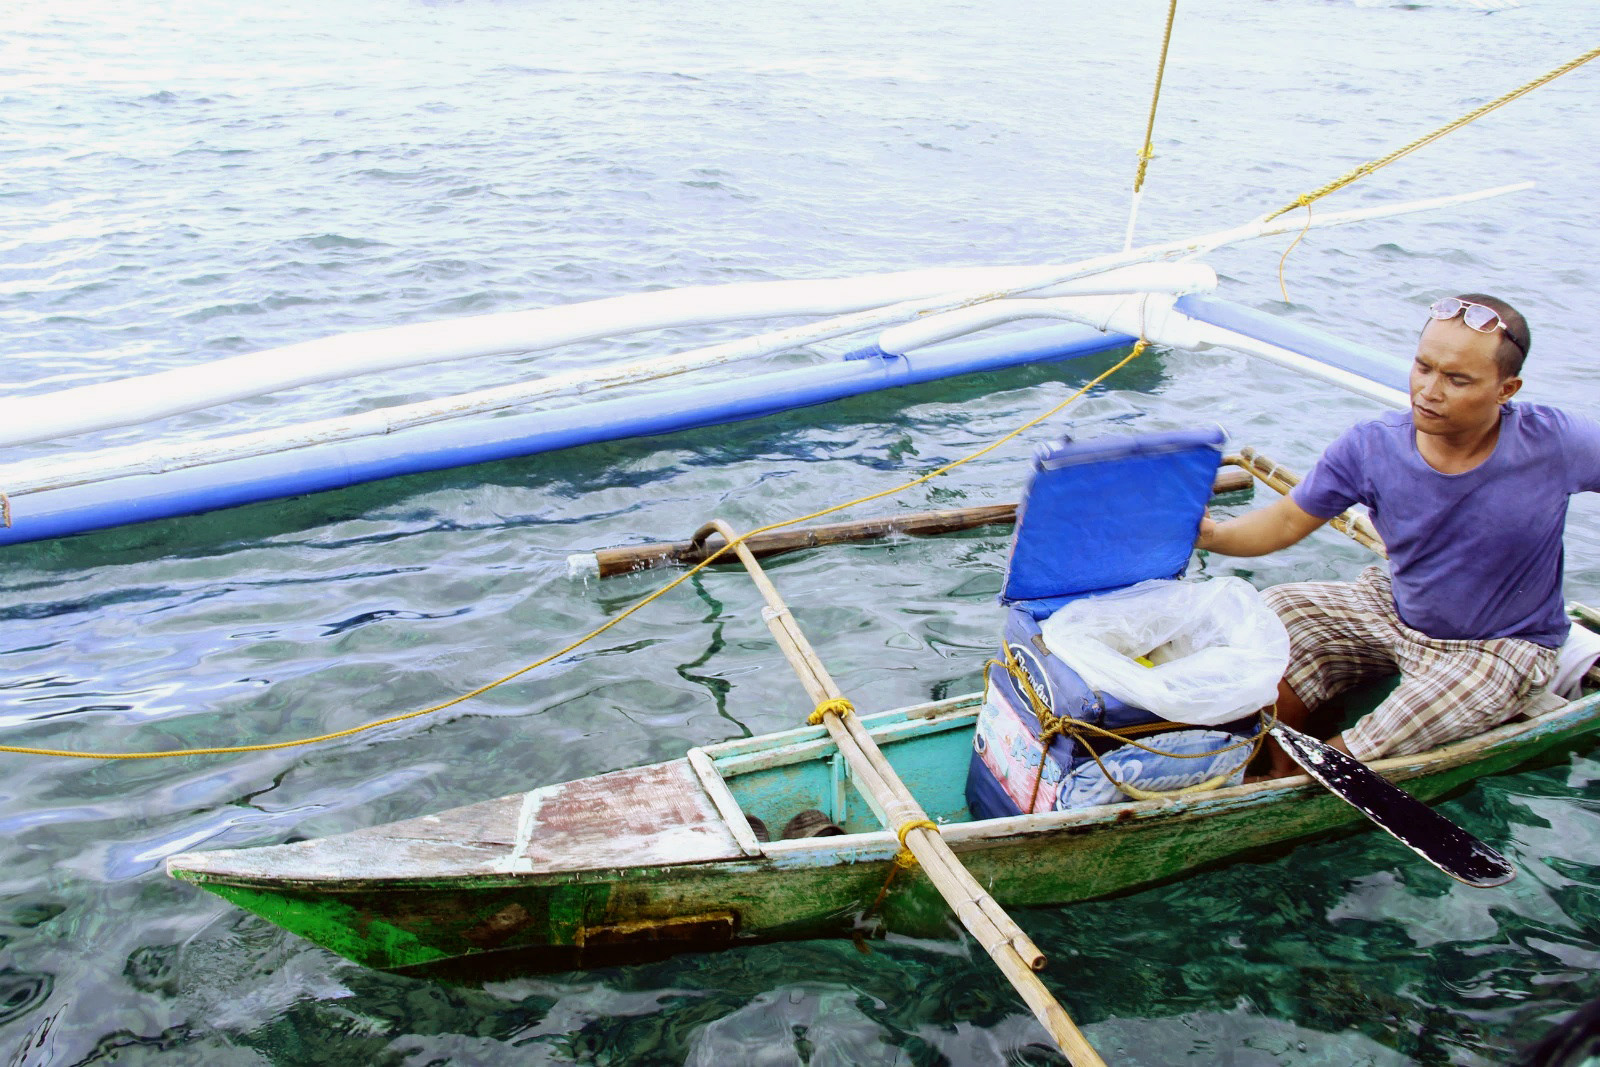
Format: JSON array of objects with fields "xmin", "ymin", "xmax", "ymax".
[{"xmin": 1409, "ymin": 318, "xmax": 1521, "ymax": 438}]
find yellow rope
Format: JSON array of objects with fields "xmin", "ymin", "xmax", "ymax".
[
  {"xmin": 1118, "ymin": 773, "xmax": 1231, "ymax": 801},
  {"xmin": 863, "ymin": 817, "xmax": 941, "ymax": 917},
  {"xmin": 1263, "ymin": 43, "xmax": 1600, "ymax": 223},
  {"xmin": 897, "ymin": 817, "xmax": 938, "ymax": 851},
  {"xmin": 808, "ymin": 697, "xmax": 854, "ymax": 727},
  {"xmin": 988, "ymin": 650, "xmax": 1260, "ymax": 760},
  {"xmin": 2, "ymin": 342, "xmax": 1151, "ymax": 761},
  {"xmin": 1132, "ymin": 0, "xmax": 1180, "ymax": 194},
  {"xmin": 1276, "ymin": 203, "xmax": 1313, "ymax": 304}
]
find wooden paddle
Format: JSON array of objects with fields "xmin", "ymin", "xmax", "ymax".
[
  {"xmin": 1270, "ymin": 723, "xmax": 1515, "ymax": 887},
  {"xmin": 701, "ymin": 519, "xmax": 1107, "ymax": 1066}
]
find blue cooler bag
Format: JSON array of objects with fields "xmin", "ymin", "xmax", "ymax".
[{"xmin": 966, "ymin": 428, "xmax": 1262, "ymax": 819}]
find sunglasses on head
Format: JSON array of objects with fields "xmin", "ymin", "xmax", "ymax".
[{"xmin": 1429, "ymin": 297, "xmax": 1526, "ymax": 356}]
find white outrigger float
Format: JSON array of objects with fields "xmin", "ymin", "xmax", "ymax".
[{"xmin": 0, "ymin": 183, "xmax": 1529, "ymax": 548}]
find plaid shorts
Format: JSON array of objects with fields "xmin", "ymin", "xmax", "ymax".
[{"xmin": 1261, "ymin": 566, "xmax": 1558, "ymax": 761}]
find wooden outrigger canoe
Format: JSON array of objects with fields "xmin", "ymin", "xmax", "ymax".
[
  {"xmin": 166, "ymin": 441, "xmax": 1600, "ymax": 993},
  {"xmin": 165, "ymin": 679, "xmax": 1600, "ymax": 979},
  {"xmin": 164, "ymin": 432, "xmax": 1600, "ymax": 1064}
]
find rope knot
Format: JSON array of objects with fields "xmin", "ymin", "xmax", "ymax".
[
  {"xmin": 808, "ymin": 697, "xmax": 854, "ymax": 726},
  {"xmin": 890, "ymin": 818, "xmax": 939, "ymax": 871},
  {"xmin": 896, "ymin": 818, "xmax": 937, "ymax": 850}
]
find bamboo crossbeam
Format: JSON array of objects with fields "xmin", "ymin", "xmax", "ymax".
[
  {"xmin": 699, "ymin": 519, "xmax": 1106, "ymax": 1065},
  {"xmin": 1228, "ymin": 448, "xmax": 1385, "ymax": 555},
  {"xmin": 587, "ymin": 467, "xmax": 1252, "ymax": 578},
  {"xmin": 759, "ymin": 598, "xmax": 1040, "ymax": 965}
]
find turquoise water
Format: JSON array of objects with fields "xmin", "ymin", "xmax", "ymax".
[{"xmin": 4, "ymin": 0, "xmax": 1600, "ymax": 1062}]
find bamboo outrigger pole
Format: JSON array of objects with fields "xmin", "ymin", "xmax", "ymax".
[{"xmin": 698, "ymin": 517, "xmax": 1107, "ymax": 1066}]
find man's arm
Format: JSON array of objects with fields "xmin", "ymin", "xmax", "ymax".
[{"xmin": 1196, "ymin": 493, "xmax": 1329, "ymax": 557}]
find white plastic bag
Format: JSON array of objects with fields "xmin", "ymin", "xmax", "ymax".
[{"xmin": 1037, "ymin": 577, "xmax": 1289, "ymax": 726}]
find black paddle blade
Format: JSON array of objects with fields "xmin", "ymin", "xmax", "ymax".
[{"xmin": 1270, "ymin": 723, "xmax": 1515, "ymax": 888}]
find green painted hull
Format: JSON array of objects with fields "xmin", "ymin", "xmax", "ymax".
[{"xmin": 168, "ymin": 690, "xmax": 1600, "ymax": 978}]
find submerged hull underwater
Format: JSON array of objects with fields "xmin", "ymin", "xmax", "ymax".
[{"xmin": 167, "ymin": 688, "xmax": 1600, "ymax": 978}]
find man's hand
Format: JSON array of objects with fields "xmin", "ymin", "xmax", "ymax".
[{"xmin": 1196, "ymin": 494, "xmax": 1327, "ymax": 557}]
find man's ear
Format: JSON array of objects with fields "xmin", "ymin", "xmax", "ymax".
[{"xmin": 1498, "ymin": 375, "xmax": 1523, "ymax": 403}]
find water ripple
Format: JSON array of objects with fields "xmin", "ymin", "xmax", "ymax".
[{"xmin": 0, "ymin": 0, "xmax": 1597, "ymax": 1062}]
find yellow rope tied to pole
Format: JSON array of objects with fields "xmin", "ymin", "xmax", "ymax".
[
  {"xmin": 863, "ymin": 817, "xmax": 942, "ymax": 919},
  {"xmin": 808, "ymin": 696, "xmax": 855, "ymax": 726},
  {"xmin": 1263, "ymin": 43, "xmax": 1600, "ymax": 224},
  {"xmin": 1132, "ymin": 0, "xmax": 1179, "ymax": 196},
  {"xmin": 897, "ymin": 818, "xmax": 938, "ymax": 856},
  {"xmin": 0, "ymin": 342, "xmax": 1151, "ymax": 761},
  {"xmin": 1124, "ymin": 0, "xmax": 1180, "ymax": 252}
]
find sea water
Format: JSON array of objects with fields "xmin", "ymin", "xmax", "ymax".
[{"xmin": 3, "ymin": 0, "xmax": 1599, "ymax": 1063}]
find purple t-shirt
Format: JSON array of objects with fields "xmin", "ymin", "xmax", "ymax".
[{"xmin": 1292, "ymin": 403, "xmax": 1600, "ymax": 648}]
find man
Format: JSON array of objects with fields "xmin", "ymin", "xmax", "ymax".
[{"xmin": 1197, "ymin": 294, "xmax": 1600, "ymax": 776}]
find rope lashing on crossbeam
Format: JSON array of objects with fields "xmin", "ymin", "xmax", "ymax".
[
  {"xmin": 862, "ymin": 818, "xmax": 944, "ymax": 921},
  {"xmin": 896, "ymin": 818, "xmax": 939, "ymax": 864},
  {"xmin": 808, "ymin": 697, "xmax": 855, "ymax": 726}
]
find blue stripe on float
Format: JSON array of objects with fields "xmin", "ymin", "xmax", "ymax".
[
  {"xmin": 1, "ymin": 323, "xmax": 1133, "ymax": 546},
  {"xmin": 1175, "ymin": 295, "xmax": 1410, "ymax": 392}
]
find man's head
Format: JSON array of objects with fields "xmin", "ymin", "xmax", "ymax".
[
  {"xmin": 1428, "ymin": 293, "xmax": 1530, "ymax": 378},
  {"xmin": 1411, "ymin": 293, "xmax": 1529, "ymax": 439}
]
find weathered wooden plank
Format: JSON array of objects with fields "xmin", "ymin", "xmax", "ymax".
[
  {"xmin": 586, "ymin": 467, "xmax": 1253, "ymax": 577},
  {"xmin": 174, "ymin": 759, "xmax": 743, "ymax": 882}
]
